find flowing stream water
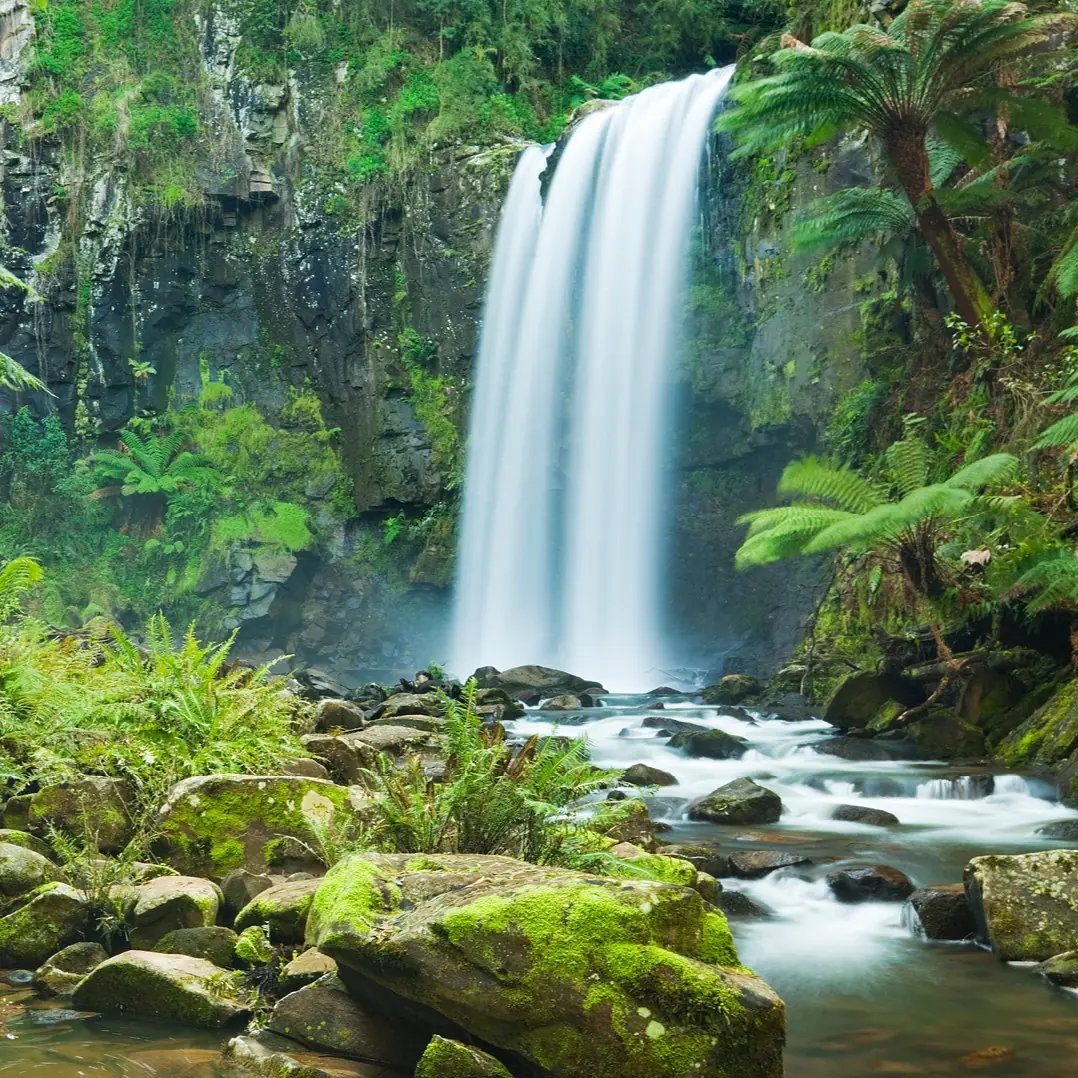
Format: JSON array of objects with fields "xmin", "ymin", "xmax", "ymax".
[{"xmin": 450, "ymin": 68, "xmax": 734, "ymax": 691}]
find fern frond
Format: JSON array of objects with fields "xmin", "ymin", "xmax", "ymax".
[
  {"xmin": 943, "ymin": 453, "xmax": 1019, "ymax": 491},
  {"xmin": 776, "ymin": 456, "xmax": 885, "ymax": 512},
  {"xmin": 885, "ymin": 436, "xmax": 931, "ymax": 495},
  {"xmin": 1034, "ymin": 415, "xmax": 1078, "ymax": 451},
  {"xmin": 791, "ymin": 187, "xmax": 912, "ymax": 253},
  {"xmin": 0, "ymin": 558, "xmax": 43, "ymax": 620}
]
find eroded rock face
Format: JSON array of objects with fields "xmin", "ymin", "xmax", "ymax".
[
  {"xmin": 72, "ymin": 950, "xmax": 250, "ymax": 1028},
  {"xmin": 306, "ymin": 852, "xmax": 785, "ymax": 1078},
  {"xmin": 965, "ymin": 850, "xmax": 1078, "ymax": 961}
]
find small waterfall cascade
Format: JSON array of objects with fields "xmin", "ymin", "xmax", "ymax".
[{"xmin": 450, "ymin": 67, "xmax": 734, "ymax": 689}]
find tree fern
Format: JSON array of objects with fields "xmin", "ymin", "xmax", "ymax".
[
  {"xmin": 92, "ymin": 430, "xmax": 220, "ymax": 499},
  {"xmin": 791, "ymin": 188, "xmax": 913, "ymax": 253},
  {"xmin": 776, "ymin": 456, "xmax": 884, "ymax": 513},
  {"xmin": 0, "ymin": 557, "xmax": 43, "ymax": 621}
]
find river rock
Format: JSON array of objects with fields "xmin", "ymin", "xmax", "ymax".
[
  {"xmin": 33, "ymin": 942, "xmax": 108, "ymax": 996},
  {"xmin": 1036, "ymin": 820, "xmax": 1078, "ymax": 841},
  {"xmin": 714, "ymin": 890, "xmax": 772, "ymax": 918},
  {"xmin": 641, "ymin": 715, "xmax": 708, "ymax": 735},
  {"xmin": 475, "ymin": 687, "xmax": 525, "ymax": 719},
  {"xmin": 300, "ymin": 734, "xmax": 374, "ymax": 785},
  {"xmin": 267, "ymin": 973, "xmax": 423, "ymax": 1065},
  {"xmin": 1036, "ymin": 951, "xmax": 1078, "ymax": 988},
  {"xmin": 314, "ymin": 698, "xmax": 369, "ymax": 732},
  {"xmin": 126, "ymin": 876, "xmax": 223, "ymax": 948},
  {"xmin": 729, "ymin": 851, "xmax": 812, "ymax": 878},
  {"xmin": 473, "ymin": 665, "xmax": 604, "ymax": 698},
  {"xmin": 907, "ymin": 709, "xmax": 985, "ymax": 759},
  {"xmin": 688, "ymin": 778, "xmax": 783, "ymax": 825},
  {"xmin": 282, "ymin": 758, "xmax": 332, "ymax": 781},
  {"xmin": 540, "ymin": 694, "xmax": 582, "ymax": 711},
  {"xmin": 155, "ymin": 926, "xmax": 240, "ymax": 968},
  {"xmin": 905, "ymin": 884, "xmax": 976, "ymax": 940},
  {"xmin": 416, "ymin": 1036, "xmax": 512, "ymax": 1077},
  {"xmin": 371, "ymin": 693, "xmax": 445, "ymax": 721},
  {"xmin": 827, "ymin": 865, "xmax": 914, "ymax": 903},
  {"xmin": 235, "ymin": 879, "xmax": 320, "ymax": 943},
  {"xmin": 814, "ymin": 737, "xmax": 913, "ymax": 762},
  {"xmin": 306, "ymin": 852, "xmax": 785, "ymax": 1078},
  {"xmin": 702, "ymin": 674, "xmax": 760, "ymax": 704},
  {"xmin": 669, "ymin": 728, "xmax": 748, "ymax": 759},
  {"xmin": 153, "ymin": 775, "xmax": 368, "ymax": 879},
  {"xmin": 0, "ymin": 841, "xmax": 61, "ymax": 897},
  {"xmin": 221, "ymin": 869, "xmax": 276, "ymax": 916},
  {"xmin": 823, "ymin": 672, "xmax": 921, "ymax": 730},
  {"xmin": 0, "ymin": 829, "xmax": 53, "ymax": 858},
  {"xmin": 658, "ymin": 843, "xmax": 732, "ymax": 878},
  {"xmin": 0, "ymin": 883, "xmax": 91, "ymax": 966},
  {"xmin": 965, "ymin": 849, "xmax": 1078, "ymax": 960},
  {"xmin": 345, "ymin": 724, "xmax": 435, "ymax": 756},
  {"xmin": 622, "ymin": 762, "xmax": 677, "ymax": 787},
  {"xmin": 279, "ymin": 948, "xmax": 338, "ymax": 992},
  {"xmin": 72, "ymin": 950, "xmax": 250, "ymax": 1027},
  {"xmin": 831, "ymin": 804, "xmax": 900, "ymax": 826},
  {"xmin": 221, "ymin": 1031, "xmax": 390, "ymax": 1077},
  {"xmin": 28, "ymin": 778, "xmax": 134, "ymax": 853}
]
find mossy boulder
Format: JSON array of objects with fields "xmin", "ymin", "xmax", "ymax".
[
  {"xmin": 235, "ymin": 924, "xmax": 276, "ymax": 967},
  {"xmin": 279, "ymin": 948, "xmax": 337, "ymax": 992},
  {"xmin": 28, "ymin": 777, "xmax": 134, "ymax": 854},
  {"xmin": 416, "ymin": 1035, "xmax": 512, "ymax": 1077},
  {"xmin": 965, "ymin": 850, "xmax": 1078, "ymax": 961},
  {"xmin": 345, "ymin": 725, "xmax": 437, "ymax": 757},
  {"xmin": 0, "ymin": 840, "xmax": 61, "ymax": 898},
  {"xmin": 688, "ymin": 778, "xmax": 783, "ymax": 825},
  {"xmin": 668, "ymin": 729, "xmax": 748, "ymax": 760},
  {"xmin": 1036, "ymin": 950, "xmax": 1078, "ymax": 988},
  {"xmin": 701, "ymin": 674, "xmax": 760, "ymax": 705},
  {"xmin": 996, "ymin": 680, "xmax": 1078, "ymax": 798},
  {"xmin": 235, "ymin": 879, "xmax": 320, "ymax": 943},
  {"xmin": 267, "ymin": 972, "xmax": 424, "ymax": 1065},
  {"xmin": 0, "ymin": 882, "xmax": 91, "ymax": 967},
  {"xmin": 823, "ymin": 672, "xmax": 921, "ymax": 730},
  {"xmin": 907, "ymin": 709, "xmax": 985, "ymax": 760},
  {"xmin": 155, "ymin": 926, "xmax": 240, "ymax": 968},
  {"xmin": 222, "ymin": 868, "xmax": 277, "ymax": 916},
  {"xmin": 306, "ymin": 852, "xmax": 784, "ymax": 1078},
  {"xmin": 72, "ymin": 950, "xmax": 250, "ymax": 1028},
  {"xmin": 220, "ymin": 1031, "xmax": 386, "ymax": 1077},
  {"xmin": 153, "ymin": 775, "xmax": 369, "ymax": 880},
  {"xmin": 299, "ymin": 734, "xmax": 375, "ymax": 785},
  {"xmin": 33, "ymin": 941, "xmax": 108, "ymax": 996},
  {"xmin": 125, "ymin": 875, "xmax": 223, "ymax": 949},
  {"xmin": 314, "ymin": 698, "xmax": 369, "ymax": 732},
  {"xmin": 0, "ymin": 829, "xmax": 54, "ymax": 858}
]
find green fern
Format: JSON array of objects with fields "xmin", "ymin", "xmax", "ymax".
[
  {"xmin": 791, "ymin": 188, "xmax": 913, "ymax": 253},
  {"xmin": 91, "ymin": 430, "xmax": 221, "ymax": 498},
  {"xmin": 0, "ymin": 557, "xmax": 43, "ymax": 621}
]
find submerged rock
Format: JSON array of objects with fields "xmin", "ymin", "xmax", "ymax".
[
  {"xmin": 905, "ymin": 884, "xmax": 975, "ymax": 941},
  {"xmin": 415, "ymin": 1036, "xmax": 512, "ymax": 1077},
  {"xmin": 306, "ymin": 852, "xmax": 785, "ymax": 1078},
  {"xmin": 641, "ymin": 715, "xmax": 708, "ymax": 736},
  {"xmin": 33, "ymin": 942, "xmax": 108, "ymax": 996},
  {"xmin": 688, "ymin": 778, "xmax": 783, "ymax": 825},
  {"xmin": 669, "ymin": 728, "xmax": 748, "ymax": 759},
  {"xmin": 1036, "ymin": 820, "xmax": 1078, "ymax": 841},
  {"xmin": 814, "ymin": 737, "xmax": 914, "ymax": 762},
  {"xmin": 965, "ymin": 849, "xmax": 1078, "ymax": 961},
  {"xmin": 621, "ymin": 762, "xmax": 678, "ymax": 787},
  {"xmin": 713, "ymin": 890, "xmax": 772, "ymax": 919},
  {"xmin": 235, "ymin": 879, "xmax": 320, "ymax": 943},
  {"xmin": 831, "ymin": 804, "xmax": 899, "ymax": 826},
  {"xmin": 0, "ymin": 883, "xmax": 91, "ymax": 967},
  {"xmin": 827, "ymin": 865, "xmax": 914, "ymax": 903},
  {"xmin": 72, "ymin": 950, "xmax": 250, "ymax": 1027}
]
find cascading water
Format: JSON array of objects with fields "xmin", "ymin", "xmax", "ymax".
[{"xmin": 450, "ymin": 68, "xmax": 734, "ymax": 690}]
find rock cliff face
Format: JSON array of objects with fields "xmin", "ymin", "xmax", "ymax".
[{"xmin": 0, "ymin": 5, "xmax": 882, "ymax": 681}]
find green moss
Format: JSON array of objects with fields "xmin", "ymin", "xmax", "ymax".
[
  {"xmin": 234, "ymin": 925, "xmax": 275, "ymax": 966},
  {"xmin": 415, "ymin": 1035, "xmax": 513, "ymax": 1078},
  {"xmin": 305, "ymin": 854, "xmax": 402, "ymax": 951},
  {"xmin": 996, "ymin": 679, "xmax": 1078, "ymax": 768}
]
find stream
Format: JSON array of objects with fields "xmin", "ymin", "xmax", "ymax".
[{"xmin": 4, "ymin": 696, "xmax": 1078, "ymax": 1076}]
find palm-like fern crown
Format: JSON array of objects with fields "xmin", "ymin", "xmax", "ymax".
[
  {"xmin": 91, "ymin": 430, "xmax": 219, "ymax": 496},
  {"xmin": 1033, "ymin": 370, "xmax": 1078, "ymax": 453},
  {"xmin": 736, "ymin": 436, "xmax": 1018, "ymax": 569},
  {"xmin": 717, "ymin": 0, "xmax": 1076, "ymax": 156}
]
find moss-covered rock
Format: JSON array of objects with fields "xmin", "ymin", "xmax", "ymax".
[
  {"xmin": 907, "ymin": 709, "xmax": 985, "ymax": 760},
  {"xmin": 219, "ymin": 1031, "xmax": 385, "ymax": 1077},
  {"xmin": 235, "ymin": 925, "xmax": 276, "ymax": 967},
  {"xmin": 267, "ymin": 972, "xmax": 424, "ymax": 1066},
  {"xmin": 155, "ymin": 926, "xmax": 240, "ymax": 969},
  {"xmin": 668, "ymin": 729, "xmax": 748, "ymax": 760},
  {"xmin": 28, "ymin": 778, "xmax": 134, "ymax": 854},
  {"xmin": 0, "ymin": 882, "xmax": 91, "ymax": 967},
  {"xmin": 0, "ymin": 840, "xmax": 61, "ymax": 898},
  {"xmin": 822, "ymin": 672, "xmax": 921, "ymax": 730},
  {"xmin": 995, "ymin": 680, "xmax": 1078, "ymax": 794},
  {"xmin": 279, "ymin": 948, "xmax": 337, "ymax": 993},
  {"xmin": 701, "ymin": 674, "xmax": 760, "ymax": 705},
  {"xmin": 33, "ymin": 941, "xmax": 108, "ymax": 996},
  {"xmin": 688, "ymin": 778, "xmax": 783, "ymax": 825},
  {"xmin": 0, "ymin": 829, "xmax": 54, "ymax": 858},
  {"xmin": 415, "ymin": 1035, "xmax": 513, "ymax": 1077},
  {"xmin": 965, "ymin": 850, "xmax": 1078, "ymax": 961},
  {"xmin": 126, "ymin": 875, "xmax": 223, "ymax": 949},
  {"xmin": 306, "ymin": 852, "xmax": 784, "ymax": 1078},
  {"xmin": 72, "ymin": 950, "xmax": 250, "ymax": 1028},
  {"xmin": 235, "ymin": 879, "xmax": 320, "ymax": 943},
  {"xmin": 1036, "ymin": 950, "xmax": 1078, "ymax": 988},
  {"xmin": 153, "ymin": 775, "xmax": 369, "ymax": 879}
]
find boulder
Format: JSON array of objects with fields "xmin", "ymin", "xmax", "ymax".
[
  {"xmin": 657, "ymin": 843, "xmax": 731, "ymax": 878},
  {"xmin": 372, "ymin": 693, "xmax": 445, "ymax": 722},
  {"xmin": 33, "ymin": 941, "xmax": 108, "ymax": 996},
  {"xmin": 155, "ymin": 926, "xmax": 240, "ymax": 968},
  {"xmin": 221, "ymin": 1031, "xmax": 390, "ymax": 1077},
  {"xmin": 126, "ymin": 875, "xmax": 223, "ymax": 949},
  {"xmin": 235, "ymin": 925, "xmax": 276, "ymax": 967},
  {"xmin": 668, "ymin": 728, "xmax": 748, "ymax": 760},
  {"xmin": 1, "ymin": 793, "xmax": 33, "ymax": 830},
  {"xmin": 267, "ymin": 973, "xmax": 424, "ymax": 1066},
  {"xmin": 314, "ymin": 698, "xmax": 369, "ymax": 733},
  {"xmin": 701, "ymin": 674, "xmax": 760, "ymax": 705},
  {"xmin": 222, "ymin": 868, "xmax": 276, "ymax": 916},
  {"xmin": 0, "ymin": 829, "xmax": 53, "ymax": 858},
  {"xmin": 641, "ymin": 716, "xmax": 708, "ymax": 736},
  {"xmin": 907, "ymin": 709, "xmax": 985, "ymax": 760},
  {"xmin": 540, "ymin": 695, "xmax": 582, "ymax": 712},
  {"xmin": 0, "ymin": 840, "xmax": 61, "ymax": 897},
  {"xmin": 823, "ymin": 672, "xmax": 922, "ymax": 730},
  {"xmin": 827, "ymin": 865, "xmax": 914, "ymax": 903},
  {"xmin": 475, "ymin": 688, "xmax": 525, "ymax": 719},
  {"xmin": 714, "ymin": 891, "xmax": 772, "ymax": 919},
  {"xmin": 279, "ymin": 948, "xmax": 338, "ymax": 993},
  {"xmin": 728, "ymin": 851, "xmax": 812, "ymax": 879},
  {"xmin": 965, "ymin": 850, "xmax": 1078, "ymax": 960},
  {"xmin": 306, "ymin": 852, "xmax": 785, "ymax": 1078},
  {"xmin": 282, "ymin": 758, "xmax": 332, "ymax": 781},
  {"xmin": 293, "ymin": 669, "xmax": 351, "ymax": 702},
  {"xmin": 607, "ymin": 843, "xmax": 701, "ymax": 888},
  {"xmin": 1037, "ymin": 820, "xmax": 1078, "ymax": 841},
  {"xmin": 1036, "ymin": 951, "xmax": 1078, "ymax": 988},
  {"xmin": 831, "ymin": 804, "xmax": 900, "ymax": 827},
  {"xmin": 905, "ymin": 884, "xmax": 976, "ymax": 941},
  {"xmin": 28, "ymin": 778, "xmax": 133, "ymax": 853},
  {"xmin": 473, "ymin": 665, "xmax": 604, "ymax": 698},
  {"xmin": 688, "ymin": 779, "xmax": 783, "ymax": 825},
  {"xmin": 814, "ymin": 737, "xmax": 914, "ymax": 762},
  {"xmin": 72, "ymin": 950, "xmax": 250, "ymax": 1028},
  {"xmin": 235, "ymin": 879, "xmax": 320, "ymax": 943},
  {"xmin": 300, "ymin": 734, "xmax": 374, "ymax": 785},
  {"xmin": 153, "ymin": 775, "xmax": 367, "ymax": 879},
  {"xmin": 621, "ymin": 763, "xmax": 677, "ymax": 787},
  {"xmin": 345, "ymin": 725, "xmax": 435, "ymax": 756},
  {"xmin": 0, "ymin": 883, "xmax": 91, "ymax": 966},
  {"xmin": 416, "ymin": 1036, "xmax": 512, "ymax": 1078}
]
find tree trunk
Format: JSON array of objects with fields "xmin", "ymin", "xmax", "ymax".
[{"xmin": 886, "ymin": 131, "xmax": 995, "ymax": 331}]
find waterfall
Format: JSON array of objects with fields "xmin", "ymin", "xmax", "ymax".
[{"xmin": 450, "ymin": 67, "xmax": 734, "ymax": 690}]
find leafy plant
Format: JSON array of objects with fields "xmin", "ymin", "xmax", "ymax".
[{"xmin": 91, "ymin": 430, "xmax": 221, "ymax": 498}]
